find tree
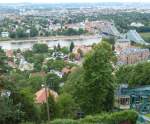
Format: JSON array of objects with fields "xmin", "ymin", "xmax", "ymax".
[
  {"xmin": 0, "ymin": 48, "xmax": 10, "ymax": 74},
  {"xmin": 40, "ymin": 95, "xmax": 57, "ymax": 121},
  {"xmin": 18, "ymin": 88, "xmax": 41, "ymax": 123},
  {"xmin": 33, "ymin": 54, "xmax": 45, "ymax": 72},
  {"xmin": 69, "ymin": 53, "xmax": 75, "ymax": 61},
  {"xmin": 60, "ymin": 47, "xmax": 70, "ymax": 55},
  {"xmin": 0, "ymin": 76, "xmax": 20, "ymax": 124},
  {"xmin": 46, "ymin": 73, "xmax": 61, "ymax": 92},
  {"xmin": 81, "ymin": 41, "xmax": 115, "ymax": 114},
  {"xmin": 77, "ymin": 48, "xmax": 83, "ymax": 57},
  {"xmin": 30, "ymin": 27, "xmax": 38, "ymax": 37},
  {"xmin": 23, "ymin": 50, "xmax": 34, "ymax": 63},
  {"xmin": 16, "ymin": 28, "xmax": 27, "ymax": 38},
  {"xmin": 9, "ymin": 32, "xmax": 16, "ymax": 38},
  {"xmin": 28, "ymin": 76, "xmax": 43, "ymax": 93},
  {"xmin": 57, "ymin": 43, "xmax": 61, "ymax": 51},
  {"xmin": 116, "ymin": 62, "xmax": 150, "ymax": 87},
  {"xmin": 69, "ymin": 42, "xmax": 74, "ymax": 52},
  {"xmin": 0, "ymin": 96, "xmax": 23, "ymax": 124},
  {"xmin": 57, "ymin": 93, "xmax": 77, "ymax": 118},
  {"xmin": 0, "ymin": 75, "xmax": 40, "ymax": 124},
  {"xmin": 131, "ymin": 62, "xmax": 150, "ymax": 87},
  {"xmin": 116, "ymin": 65, "xmax": 133, "ymax": 85},
  {"xmin": 32, "ymin": 44, "xmax": 48, "ymax": 53},
  {"xmin": 78, "ymin": 28, "xmax": 86, "ymax": 35},
  {"xmin": 63, "ymin": 41, "xmax": 116, "ymax": 115},
  {"xmin": 129, "ymin": 62, "xmax": 150, "ymax": 86},
  {"xmin": 62, "ymin": 67, "xmax": 84, "ymax": 103},
  {"xmin": 47, "ymin": 59, "xmax": 65, "ymax": 71}
]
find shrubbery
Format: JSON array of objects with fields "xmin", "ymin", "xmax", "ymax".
[
  {"xmin": 20, "ymin": 110, "xmax": 138, "ymax": 124},
  {"xmin": 50, "ymin": 110, "xmax": 138, "ymax": 124},
  {"xmin": 50, "ymin": 119, "xmax": 79, "ymax": 124},
  {"xmin": 81, "ymin": 110, "xmax": 138, "ymax": 124}
]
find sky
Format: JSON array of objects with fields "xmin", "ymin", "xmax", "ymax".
[{"xmin": 0, "ymin": 0, "xmax": 149, "ymax": 3}]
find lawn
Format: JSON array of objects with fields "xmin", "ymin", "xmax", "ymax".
[
  {"xmin": 0, "ymin": 37, "xmax": 11, "ymax": 41},
  {"xmin": 140, "ymin": 32, "xmax": 150, "ymax": 43},
  {"xmin": 145, "ymin": 114, "xmax": 150, "ymax": 118}
]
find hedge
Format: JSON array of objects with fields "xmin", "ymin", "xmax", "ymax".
[
  {"xmin": 20, "ymin": 110, "xmax": 138, "ymax": 124},
  {"xmin": 50, "ymin": 119, "xmax": 79, "ymax": 124},
  {"xmin": 80, "ymin": 110, "xmax": 138, "ymax": 124},
  {"xmin": 50, "ymin": 110, "xmax": 138, "ymax": 124}
]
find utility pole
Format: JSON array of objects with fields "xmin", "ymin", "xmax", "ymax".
[{"xmin": 44, "ymin": 82, "xmax": 50, "ymax": 122}]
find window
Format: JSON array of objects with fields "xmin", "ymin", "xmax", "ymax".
[{"xmin": 120, "ymin": 97, "xmax": 130, "ymax": 105}]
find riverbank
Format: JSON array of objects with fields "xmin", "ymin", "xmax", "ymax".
[
  {"xmin": 0, "ymin": 35, "xmax": 101, "ymax": 43},
  {"xmin": 0, "ymin": 35, "xmax": 102, "ymax": 50}
]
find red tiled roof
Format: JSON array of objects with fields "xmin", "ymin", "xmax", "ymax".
[
  {"xmin": 6, "ymin": 50, "xmax": 14, "ymax": 58},
  {"xmin": 35, "ymin": 88, "xmax": 58, "ymax": 104},
  {"xmin": 62, "ymin": 67, "xmax": 71, "ymax": 74}
]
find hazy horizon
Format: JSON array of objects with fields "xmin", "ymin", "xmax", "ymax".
[{"xmin": 0, "ymin": 0, "xmax": 149, "ymax": 4}]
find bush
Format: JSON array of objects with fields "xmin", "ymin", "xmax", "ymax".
[
  {"xmin": 20, "ymin": 122, "xmax": 35, "ymax": 124},
  {"xmin": 50, "ymin": 110, "xmax": 138, "ymax": 124},
  {"xmin": 80, "ymin": 110, "xmax": 138, "ymax": 124},
  {"xmin": 50, "ymin": 119, "xmax": 79, "ymax": 124},
  {"xmin": 23, "ymin": 110, "xmax": 138, "ymax": 124}
]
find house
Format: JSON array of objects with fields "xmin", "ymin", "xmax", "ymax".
[
  {"xmin": 19, "ymin": 58, "xmax": 33, "ymax": 71},
  {"xmin": 74, "ymin": 53, "xmax": 81, "ymax": 61},
  {"xmin": 115, "ymin": 84, "xmax": 150, "ymax": 114},
  {"xmin": 35, "ymin": 88, "xmax": 58, "ymax": 104},
  {"xmin": 115, "ymin": 84, "xmax": 130, "ymax": 110},
  {"xmin": 1, "ymin": 90, "xmax": 11, "ymax": 97},
  {"xmin": 73, "ymin": 45, "xmax": 92, "ymax": 55},
  {"xmin": 8, "ymin": 61, "xmax": 17, "ymax": 69},
  {"xmin": 5, "ymin": 50, "xmax": 14, "ymax": 58},
  {"xmin": 30, "ymin": 72, "xmax": 46, "ymax": 78},
  {"xmin": 85, "ymin": 20, "xmax": 112, "ymax": 34},
  {"xmin": 50, "ymin": 70, "xmax": 63, "ymax": 78},
  {"xmin": 1, "ymin": 32, "xmax": 9, "ymax": 38},
  {"xmin": 117, "ymin": 48, "xmax": 149, "ymax": 65},
  {"xmin": 61, "ymin": 67, "xmax": 71, "ymax": 75},
  {"xmin": 115, "ymin": 38, "xmax": 150, "ymax": 65},
  {"xmin": 65, "ymin": 22, "xmax": 85, "ymax": 30},
  {"xmin": 72, "ymin": 45, "xmax": 92, "ymax": 61},
  {"xmin": 115, "ymin": 39, "xmax": 131, "ymax": 52}
]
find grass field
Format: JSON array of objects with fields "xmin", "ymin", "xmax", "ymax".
[
  {"xmin": 0, "ymin": 37, "xmax": 11, "ymax": 41},
  {"xmin": 140, "ymin": 32, "xmax": 150, "ymax": 43},
  {"xmin": 145, "ymin": 114, "xmax": 150, "ymax": 118}
]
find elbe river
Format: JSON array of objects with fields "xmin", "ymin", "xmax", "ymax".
[{"xmin": 0, "ymin": 37, "xmax": 101, "ymax": 50}]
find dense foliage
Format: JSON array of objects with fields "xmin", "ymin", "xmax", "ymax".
[
  {"xmin": 0, "ymin": 48, "xmax": 10, "ymax": 74},
  {"xmin": 50, "ymin": 110, "xmax": 138, "ymax": 124},
  {"xmin": 116, "ymin": 62, "xmax": 150, "ymax": 87},
  {"xmin": 63, "ymin": 41, "xmax": 116, "ymax": 114},
  {"xmin": 33, "ymin": 44, "xmax": 49, "ymax": 53},
  {"xmin": 0, "ymin": 40, "xmax": 142, "ymax": 124}
]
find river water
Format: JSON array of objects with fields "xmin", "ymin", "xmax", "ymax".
[{"xmin": 0, "ymin": 38, "xmax": 101, "ymax": 50}]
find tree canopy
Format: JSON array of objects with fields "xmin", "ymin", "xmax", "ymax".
[
  {"xmin": 116, "ymin": 62, "xmax": 150, "ymax": 87},
  {"xmin": 63, "ymin": 41, "xmax": 116, "ymax": 114},
  {"xmin": 33, "ymin": 44, "xmax": 48, "ymax": 53}
]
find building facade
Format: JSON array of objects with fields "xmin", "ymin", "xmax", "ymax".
[
  {"xmin": 117, "ymin": 48, "xmax": 149, "ymax": 65},
  {"xmin": 116, "ymin": 84, "xmax": 150, "ymax": 114},
  {"xmin": 115, "ymin": 39, "xmax": 150, "ymax": 65}
]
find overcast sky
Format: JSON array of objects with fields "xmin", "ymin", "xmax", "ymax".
[{"xmin": 0, "ymin": 0, "xmax": 149, "ymax": 3}]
